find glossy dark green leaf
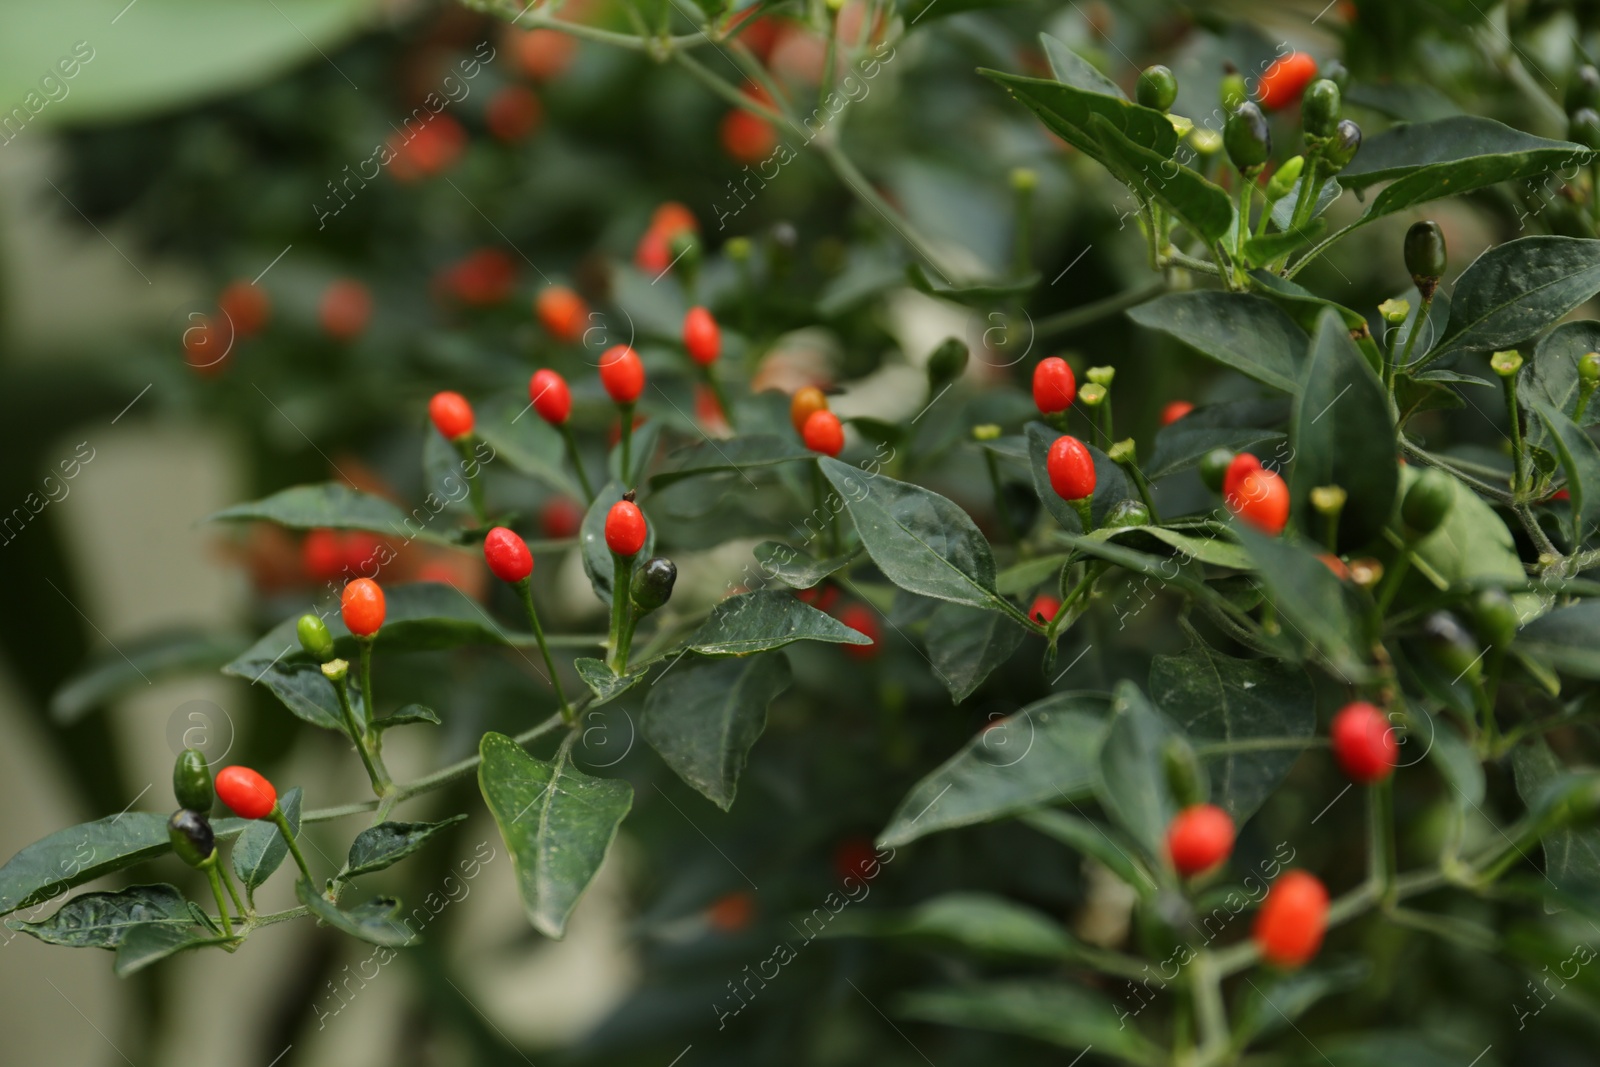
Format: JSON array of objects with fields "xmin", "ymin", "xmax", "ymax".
[
  {"xmin": 1149, "ymin": 640, "xmax": 1315, "ymax": 823},
  {"xmin": 1143, "ymin": 398, "xmax": 1288, "ymax": 481},
  {"xmin": 113, "ymin": 921, "xmax": 228, "ymax": 976},
  {"xmin": 1523, "ymin": 321, "xmax": 1600, "ymax": 436},
  {"xmin": 1086, "ymin": 524, "xmax": 1252, "ymax": 569},
  {"xmin": 1251, "ymin": 272, "xmax": 1385, "ymax": 373},
  {"xmin": 925, "ymin": 602, "xmax": 1029, "ymax": 703},
  {"xmin": 878, "ymin": 692, "xmax": 1109, "ymax": 847},
  {"xmin": 641, "ymin": 652, "xmax": 791, "ymax": 810},
  {"xmin": 342, "ymin": 815, "xmax": 468, "ymax": 878},
  {"xmin": 0, "ymin": 812, "xmax": 173, "ymax": 917},
  {"xmin": 1020, "ymin": 809, "xmax": 1156, "ymax": 895},
  {"xmin": 687, "ymin": 590, "xmax": 873, "ymax": 656},
  {"xmin": 819, "ymin": 456, "xmax": 1000, "ymax": 611},
  {"xmin": 1533, "ymin": 399, "xmax": 1600, "ymax": 546},
  {"xmin": 1516, "ymin": 740, "xmax": 1600, "ymax": 900},
  {"xmin": 1516, "ymin": 601, "xmax": 1600, "ymax": 679},
  {"xmin": 223, "ymin": 657, "xmax": 344, "ymax": 732},
  {"xmin": 904, "ymin": 263, "xmax": 1039, "ymax": 305},
  {"xmin": 650, "ymin": 435, "xmax": 811, "ymax": 489},
  {"xmin": 6, "ymin": 883, "xmax": 190, "ymax": 949},
  {"xmin": 233, "ymin": 787, "xmax": 301, "ymax": 892},
  {"xmin": 1268, "ymin": 179, "xmax": 1341, "ymax": 230},
  {"xmin": 373, "ymin": 704, "xmax": 441, "ymax": 731},
  {"xmin": 1290, "ymin": 309, "xmax": 1399, "ymax": 547},
  {"xmin": 1039, "ymin": 33, "xmax": 1125, "ymax": 99},
  {"xmin": 296, "ymin": 880, "xmax": 419, "ymax": 947},
  {"xmin": 208, "ymin": 482, "xmax": 455, "ymax": 546},
  {"xmin": 827, "ymin": 892, "xmax": 1080, "ymax": 960},
  {"xmin": 581, "ymin": 481, "xmax": 656, "ymax": 607},
  {"xmin": 1402, "ymin": 467, "xmax": 1525, "ymax": 592},
  {"xmin": 473, "ymin": 392, "xmax": 579, "ymax": 496},
  {"xmin": 51, "ymin": 628, "xmax": 248, "ymax": 724},
  {"xmin": 1340, "ymin": 116, "xmax": 1588, "ymax": 223},
  {"xmin": 1244, "ymin": 219, "xmax": 1327, "ymax": 268},
  {"xmin": 1236, "ymin": 523, "xmax": 1367, "ymax": 681},
  {"xmin": 995, "ymin": 553, "xmax": 1069, "ymax": 597},
  {"xmin": 1095, "ymin": 682, "xmax": 1182, "ymax": 860},
  {"xmin": 751, "ymin": 541, "xmax": 859, "ymax": 589},
  {"xmin": 1089, "ymin": 113, "xmax": 1233, "ymax": 242},
  {"xmin": 898, "ymin": 981, "xmax": 1161, "ymax": 1063},
  {"xmin": 1433, "ymin": 237, "xmax": 1600, "ymax": 360},
  {"xmin": 1026, "ymin": 423, "xmax": 1133, "ymax": 533},
  {"xmin": 574, "ymin": 657, "xmax": 647, "ymax": 706},
  {"xmin": 478, "ymin": 731, "xmax": 633, "ymax": 938},
  {"xmin": 1127, "ymin": 292, "xmax": 1306, "ymax": 393},
  {"xmin": 980, "ymin": 69, "xmax": 1177, "ymax": 163},
  {"xmin": 1232, "ymin": 962, "xmax": 1371, "ymax": 1046}
]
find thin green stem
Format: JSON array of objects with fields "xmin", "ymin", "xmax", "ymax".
[
  {"xmin": 607, "ymin": 552, "xmax": 638, "ymax": 672},
  {"xmin": 358, "ymin": 638, "xmax": 375, "ymax": 727},
  {"xmin": 203, "ymin": 861, "xmax": 234, "ymax": 938},
  {"xmin": 704, "ymin": 364, "xmax": 736, "ymax": 431},
  {"xmin": 1374, "ymin": 542, "xmax": 1412, "ymax": 614},
  {"xmin": 1189, "ymin": 951, "xmax": 1231, "ymax": 1060},
  {"xmin": 1118, "ymin": 458, "xmax": 1160, "ymax": 524},
  {"xmin": 220, "ymin": 862, "xmax": 247, "ymax": 917},
  {"xmin": 516, "ymin": 580, "xmax": 573, "ymax": 722},
  {"xmin": 1501, "ymin": 371, "xmax": 1526, "ymax": 497},
  {"xmin": 455, "ymin": 438, "xmax": 488, "ymax": 524},
  {"xmin": 817, "ymin": 3, "xmax": 839, "ymax": 115},
  {"xmin": 1391, "ymin": 295, "xmax": 1432, "ymax": 388},
  {"xmin": 1369, "ymin": 780, "xmax": 1397, "ymax": 906},
  {"xmin": 1031, "ymin": 281, "xmax": 1168, "ymax": 341},
  {"xmin": 272, "ymin": 806, "xmax": 316, "ymax": 886},
  {"xmin": 618, "ymin": 402, "xmax": 636, "ymax": 485},
  {"xmin": 332, "ymin": 671, "xmax": 389, "ymax": 794},
  {"xmin": 672, "ymin": 50, "xmax": 787, "ymax": 123},
  {"xmin": 559, "ymin": 423, "xmax": 596, "ymax": 503}
]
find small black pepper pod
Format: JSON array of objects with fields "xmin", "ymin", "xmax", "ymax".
[
  {"xmin": 1322, "ymin": 119, "xmax": 1362, "ymax": 171},
  {"xmin": 172, "ymin": 748, "xmax": 213, "ymax": 813},
  {"xmin": 168, "ymin": 809, "xmax": 216, "ymax": 868},
  {"xmin": 631, "ymin": 557, "xmax": 678, "ymax": 614},
  {"xmin": 1224, "ymin": 102, "xmax": 1272, "ymax": 174},
  {"xmin": 1404, "ymin": 221, "xmax": 1448, "ymax": 299}
]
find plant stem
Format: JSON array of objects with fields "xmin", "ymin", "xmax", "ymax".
[
  {"xmin": 220, "ymin": 863, "xmax": 247, "ymax": 918},
  {"xmin": 1501, "ymin": 371, "xmax": 1526, "ymax": 496},
  {"xmin": 607, "ymin": 552, "xmax": 638, "ymax": 672},
  {"xmin": 358, "ymin": 638, "xmax": 375, "ymax": 728},
  {"xmin": 1374, "ymin": 541, "xmax": 1412, "ymax": 614},
  {"xmin": 618, "ymin": 402, "xmax": 636, "ymax": 485},
  {"xmin": 203, "ymin": 861, "xmax": 234, "ymax": 938},
  {"xmin": 332, "ymin": 672, "xmax": 389, "ymax": 794},
  {"xmin": 1119, "ymin": 458, "xmax": 1160, "ymax": 523},
  {"xmin": 272, "ymin": 806, "xmax": 316, "ymax": 885},
  {"xmin": 516, "ymin": 579, "xmax": 573, "ymax": 723},
  {"xmin": 1391, "ymin": 295, "xmax": 1432, "ymax": 388},
  {"xmin": 704, "ymin": 364, "xmax": 736, "ymax": 431},
  {"xmin": 455, "ymin": 438, "xmax": 488, "ymax": 524},
  {"xmin": 1031, "ymin": 283, "xmax": 1170, "ymax": 343},
  {"xmin": 1369, "ymin": 779, "xmax": 1397, "ymax": 906},
  {"xmin": 1189, "ymin": 951, "xmax": 1230, "ymax": 1059},
  {"xmin": 559, "ymin": 424, "xmax": 596, "ymax": 503}
]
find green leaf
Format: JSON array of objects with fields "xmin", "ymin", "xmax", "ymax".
[
  {"xmin": 1516, "ymin": 601, "xmax": 1600, "ymax": 679},
  {"xmin": 819, "ymin": 456, "xmax": 1001, "ymax": 611},
  {"xmin": 0, "ymin": 813, "xmax": 173, "ymax": 917},
  {"xmin": 6, "ymin": 884, "xmax": 190, "ymax": 949},
  {"xmin": 1251, "ymin": 272, "xmax": 1385, "ymax": 373},
  {"xmin": 827, "ymin": 892, "xmax": 1080, "ymax": 960},
  {"xmin": 1026, "ymin": 423, "xmax": 1133, "ymax": 532},
  {"xmin": 1433, "ymin": 236, "xmax": 1600, "ymax": 360},
  {"xmin": 641, "ymin": 652, "xmax": 791, "ymax": 810},
  {"xmin": 1523, "ymin": 320, "xmax": 1600, "ymax": 435},
  {"xmin": 1402, "ymin": 466, "xmax": 1525, "ymax": 592},
  {"xmin": 1149, "ymin": 639, "xmax": 1315, "ymax": 823},
  {"xmin": 342, "ymin": 815, "xmax": 469, "ymax": 878},
  {"xmin": 113, "ymin": 922, "xmax": 228, "ymax": 977},
  {"xmin": 478, "ymin": 732, "xmax": 633, "ymax": 938},
  {"xmin": 904, "ymin": 263, "xmax": 1038, "ymax": 305},
  {"xmin": 897, "ymin": 981, "xmax": 1161, "ymax": 1063},
  {"xmin": 574, "ymin": 657, "xmax": 648, "ymax": 706},
  {"xmin": 925, "ymin": 602, "xmax": 1029, "ymax": 703},
  {"xmin": 51, "ymin": 628, "xmax": 247, "ymax": 724},
  {"xmin": 877, "ymin": 692, "xmax": 1109, "ymax": 848},
  {"xmin": 650, "ymin": 435, "xmax": 811, "ymax": 489},
  {"xmin": 1340, "ymin": 116, "xmax": 1589, "ymax": 223},
  {"xmin": 995, "ymin": 553, "xmax": 1070, "ymax": 597},
  {"xmin": 1088, "ymin": 113, "xmax": 1234, "ymax": 242},
  {"xmin": 1232, "ymin": 962, "xmax": 1371, "ymax": 1046},
  {"xmin": 1039, "ymin": 33, "xmax": 1126, "ymax": 99},
  {"xmin": 980, "ymin": 69, "xmax": 1177, "ymax": 165},
  {"xmin": 687, "ymin": 590, "xmax": 873, "ymax": 656},
  {"xmin": 373, "ymin": 704, "xmax": 441, "ymax": 731},
  {"xmin": 1313, "ymin": 1032, "xmax": 1503, "ymax": 1067},
  {"xmin": 1086, "ymin": 524, "xmax": 1253, "ymax": 570},
  {"xmin": 473, "ymin": 392, "xmax": 579, "ymax": 496},
  {"xmin": 1020, "ymin": 809, "xmax": 1155, "ymax": 894},
  {"xmin": 233, "ymin": 787, "xmax": 301, "ymax": 893},
  {"xmin": 208, "ymin": 482, "xmax": 455, "ymax": 546},
  {"xmin": 1244, "ymin": 219, "xmax": 1327, "ymax": 268},
  {"xmin": 1143, "ymin": 398, "xmax": 1288, "ymax": 481},
  {"xmin": 751, "ymin": 541, "xmax": 860, "ymax": 589},
  {"xmin": 1095, "ymin": 682, "xmax": 1182, "ymax": 861},
  {"xmin": 1290, "ymin": 309, "xmax": 1400, "ymax": 548},
  {"xmin": 1532, "ymin": 398, "xmax": 1600, "ymax": 546},
  {"xmin": 1236, "ymin": 523, "xmax": 1368, "ymax": 681},
  {"xmin": 1127, "ymin": 292, "xmax": 1307, "ymax": 394},
  {"xmin": 581, "ymin": 482, "xmax": 656, "ymax": 607},
  {"xmin": 296, "ymin": 880, "xmax": 419, "ymax": 947},
  {"xmin": 1268, "ymin": 179, "xmax": 1342, "ymax": 230}
]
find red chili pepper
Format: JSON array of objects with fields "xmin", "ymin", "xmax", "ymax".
[
  {"xmin": 341, "ymin": 577, "xmax": 386, "ymax": 637},
  {"xmin": 837, "ymin": 603, "xmax": 880, "ymax": 659},
  {"xmin": 486, "ymin": 85, "xmax": 543, "ymax": 142},
  {"xmin": 720, "ymin": 109, "xmax": 778, "ymax": 164},
  {"xmin": 320, "ymin": 278, "xmax": 372, "ymax": 341},
  {"xmin": 429, "ymin": 391, "xmax": 475, "ymax": 441},
  {"xmin": 1161, "ymin": 400, "xmax": 1194, "ymax": 425},
  {"xmin": 1166, "ymin": 803, "xmax": 1235, "ymax": 876},
  {"xmin": 1047, "ymin": 435, "xmax": 1096, "ymax": 501},
  {"xmin": 604, "ymin": 500, "xmax": 647, "ymax": 556},
  {"xmin": 683, "ymin": 307, "xmax": 721, "ymax": 366},
  {"xmin": 215, "ymin": 765, "xmax": 278, "ymax": 820},
  {"xmin": 1228, "ymin": 467, "xmax": 1290, "ymax": 535},
  {"xmin": 535, "ymin": 286, "xmax": 587, "ymax": 344},
  {"xmin": 1253, "ymin": 870, "xmax": 1329, "ymax": 967},
  {"xmin": 1032, "ymin": 357, "xmax": 1077, "ymax": 414},
  {"xmin": 1257, "ymin": 52, "xmax": 1318, "ymax": 111},
  {"xmin": 483, "ymin": 527, "xmax": 534, "ymax": 584},
  {"xmin": 599, "ymin": 345, "xmax": 646, "ymax": 404},
  {"xmin": 802, "ymin": 410, "xmax": 845, "ymax": 457},
  {"xmin": 218, "ymin": 279, "xmax": 270, "ymax": 338},
  {"xmin": 529, "ymin": 368, "xmax": 572, "ymax": 425},
  {"xmin": 1029, "ymin": 594, "xmax": 1061, "ymax": 624},
  {"xmin": 1330, "ymin": 701, "xmax": 1398, "ymax": 783}
]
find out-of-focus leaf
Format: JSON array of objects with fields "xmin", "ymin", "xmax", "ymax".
[
  {"xmin": 897, "ymin": 981, "xmax": 1162, "ymax": 1063},
  {"xmin": 209, "ymin": 482, "xmax": 456, "ymax": 546},
  {"xmin": 1039, "ymin": 33, "xmax": 1126, "ymax": 98},
  {"xmin": 1095, "ymin": 682, "xmax": 1183, "ymax": 861},
  {"xmin": 297, "ymin": 881, "xmax": 418, "ymax": 947},
  {"xmin": 51, "ymin": 628, "xmax": 248, "ymax": 724},
  {"xmin": 686, "ymin": 591, "xmax": 872, "ymax": 656},
  {"xmin": 341, "ymin": 815, "xmax": 468, "ymax": 878},
  {"xmin": 113, "ymin": 922, "xmax": 228, "ymax": 977},
  {"xmin": 6, "ymin": 884, "xmax": 190, "ymax": 949},
  {"xmin": 1128, "ymin": 292, "xmax": 1306, "ymax": 393},
  {"xmin": 650, "ymin": 435, "xmax": 811, "ymax": 489},
  {"xmin": 925, "ymin": 602, "xmax": 1028, "ymax": 703},
  {"xmin": 751, "ymin": 542, "xmax": 860, "ymax": 589},
  {"xmin": 827, "ymin": 892, "xmax": 1080, "ymax": 960}
]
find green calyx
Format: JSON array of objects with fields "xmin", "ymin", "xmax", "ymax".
[
  {"xmin": 167, "ymin": 808, "xmax": 216, "ymax": 868},
  {"xmin": 1136, "ymin": 64, "xmax": 1178, "ymax": 112},
  {"xmin": 1580, "ymin": 351, "xmax": 1600, "ymax": 384},
  {"xmin": 1224, "ymin": 102, "xmax": 1271, "ymax": 173},
  {"xmin": 631, "ymin": 556, "xmax": 678, "ymax": 614},
  {"xmin": 297, "ymin": 613, "xmax": 336, "ymax": 662},
  {"xmin": 1301, "ymin": 79, "xmax": 1341, "ymax": 139},
  {"xmin": 173, "ymin": 748, "xmax": 213, "ymax": 812},
  {"xmin": 1401, "ymin": 468, "xmax": 1454, "ymax": 536}
]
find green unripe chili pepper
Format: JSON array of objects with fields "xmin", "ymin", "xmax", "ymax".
[
  {"xmin": 1582, "ymin": 352, "xmax": 1600, "ymax": 384},
  {"xmin": 1162, "ymin": 737, "xmax": 1206, "ymax": 809},
  {"xmin": 1264, "ymin": 155, "xmax": 1305, "ymax": 201},
  {"xmin": 1224, "ymin": 102, "xmax": 1272, "ymax": 173},
  {"xmin": 1568, "ymin": 65, "xmax": 1600, "ymax": 114},
  {"xmin": 1198, "ymin": 448, "xmax": 1234, "ymax": 493},
  {"xmin": 1471, "ymin": 588, "xmax": 1519, "ymax": 649},
  {"xmin": 1570, "ymin": 107, "xmax": 1600, "ymax": 151},
  {"xmin": 1421, "ymin": 611, "xmax": 1482, "ymax": 683},
  {"xmin": 1106, "ymin": 499, "xmax": 1152, "ymax": 527},
  {"xmin": 1401, "ymin": 468, "xmax": 1454, "ymax": 536},
  {"xmin": 631, "ymin": 557, "xmax": 678, "ymax": 613},
  {"xmin": 926, "ymin": 338, "xmax": 969, "ymax": 392},
  {"xmin": 297, "ymin": 612, "xmax": 336, "ymax": 662},
  {"xmin": 1136, "ymin": 64, "xmax": 1178, "ymax": 112},
  {"xmin": 1404, "ymin": 221, "xmax": 1448, "ymax": 290},
  {"xmin": 1301, "ymin": 79, "xmax": 1341, "ymax": 139},
  {"xmin": 173, "ymin": 748, "xmax": 213, "ymax": 812},
  {"xmin": 1322, "ymin": 118, "xmax": 1362, "ymax": 171},
  {"xmin": 167, "ymin": 809, "xmax": 216, "ymax": 868}
]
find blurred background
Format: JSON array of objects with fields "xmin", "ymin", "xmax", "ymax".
[{"xmin": 3, "ymin": 0, "xmax": 1594, "ymax": 1064}]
